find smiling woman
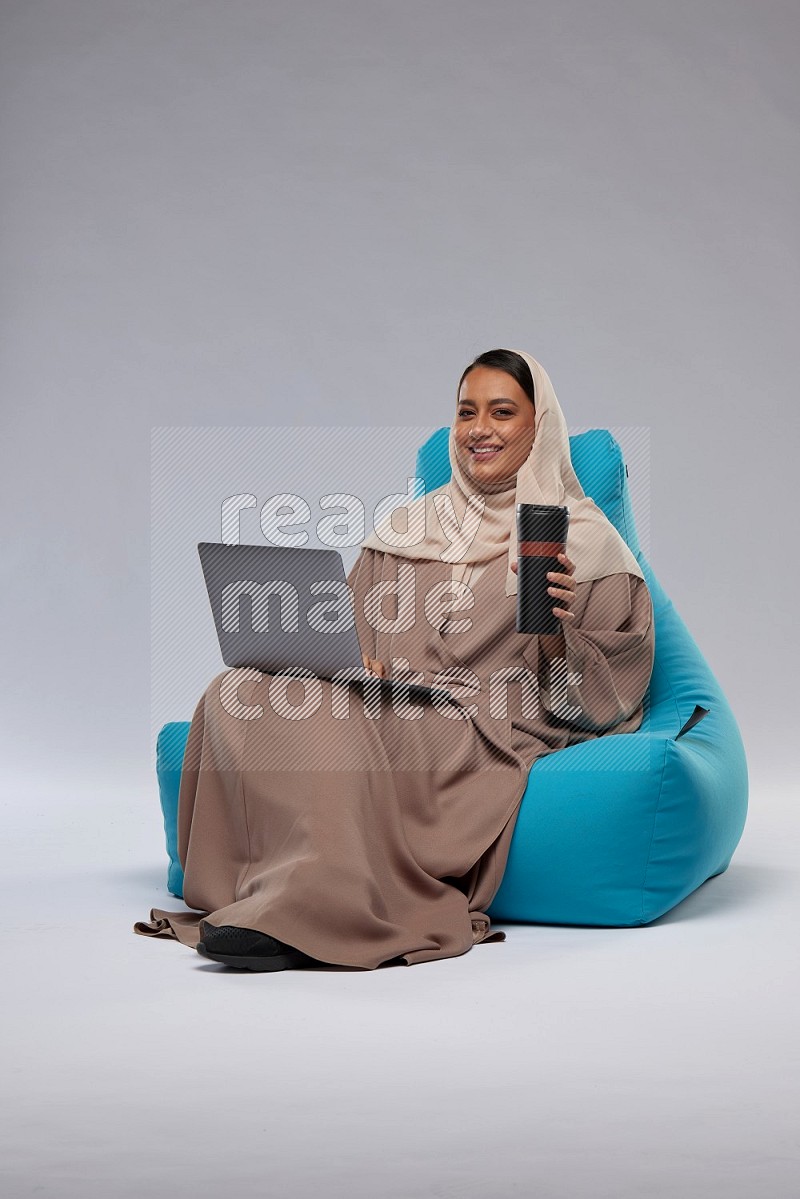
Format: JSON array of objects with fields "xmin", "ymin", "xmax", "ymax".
[
  {"xmin": 134, "ymin": 348, "xmax": 655, "ymax": 973},
  {"xmin": 454, "ymin": 350, "xmax": 537, "ymax": 489}
]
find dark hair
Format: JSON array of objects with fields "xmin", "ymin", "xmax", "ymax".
[{"xmin": 457, "ymin": 349, "xmax": 536, "ymax": 409}]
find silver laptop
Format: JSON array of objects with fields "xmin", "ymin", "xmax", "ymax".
[{"xmin": 197, "ymin": 542, "xmax": 452, "ymax": 701}]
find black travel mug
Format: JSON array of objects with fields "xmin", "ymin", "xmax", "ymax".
[{"xmin": 515, "ymin": 503, "xmax": 570, "ymax": 635}]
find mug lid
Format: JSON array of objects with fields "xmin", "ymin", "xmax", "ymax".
[{"xmin": 515, "ymin": 503, "xmax": 570, "ymax": 513}]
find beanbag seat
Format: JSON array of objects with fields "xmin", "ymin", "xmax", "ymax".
[{"xmin": 154, "ymin": 429, "xmax": 748, "ymax": 926}]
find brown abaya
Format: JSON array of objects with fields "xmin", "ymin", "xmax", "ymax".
[{"xmin": 134, "ymin": 548, "xmax": 655, "ymax": 968}]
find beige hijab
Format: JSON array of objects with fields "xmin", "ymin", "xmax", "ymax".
[{"xmin": 362, "ymin": 349, "xmax": 644, "ymax": 595}]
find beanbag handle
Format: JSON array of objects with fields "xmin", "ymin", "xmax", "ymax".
[{"xmin": 674, "ymin": 704, "xmax": 710, "ymax": 741}]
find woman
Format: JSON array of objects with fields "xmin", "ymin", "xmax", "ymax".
[{"xmin": 134, "ymin": 349, "xmax": 655, "ymax": 971}]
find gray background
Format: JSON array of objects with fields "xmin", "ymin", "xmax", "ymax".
[{"xmin": 1, "ymin": 3, "xmax": 797, "ymax": 1197}]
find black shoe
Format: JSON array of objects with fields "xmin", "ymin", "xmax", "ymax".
[{"xmin": 197, "ymin": 922, "xmax": 314, "ymax": 972}]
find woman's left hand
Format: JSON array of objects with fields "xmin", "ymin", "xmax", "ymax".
[{"xmin": 511, "ymin": 551, "xmax": 577, "ymax": 624}]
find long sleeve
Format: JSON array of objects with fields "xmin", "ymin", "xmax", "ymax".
[{"xmin": 536, "ymin": 572, "xmax": 655, "ymax": 733}]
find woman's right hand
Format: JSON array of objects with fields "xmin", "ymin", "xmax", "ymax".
[{"xmin": 362, "ymin": 652, "xmax": 388, "ymax": 679}]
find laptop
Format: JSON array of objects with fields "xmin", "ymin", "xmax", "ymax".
[{"xmin": 197, "ymin": 542, "xmax": 453, "ymax": 702}]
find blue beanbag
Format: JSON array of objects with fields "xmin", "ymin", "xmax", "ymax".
[{"xmin": 155, "ymin": 429, "xmax": 748, "ymax": 926}]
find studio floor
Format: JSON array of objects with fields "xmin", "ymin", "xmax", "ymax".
[{"xmin": 2, "ymin": 770, "xmax": 797, "ymax": 1199}]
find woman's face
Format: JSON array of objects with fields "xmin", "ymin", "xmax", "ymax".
[{"xmin": 453, "ymin": 366, "xmax": 536, "ymax": 489}]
